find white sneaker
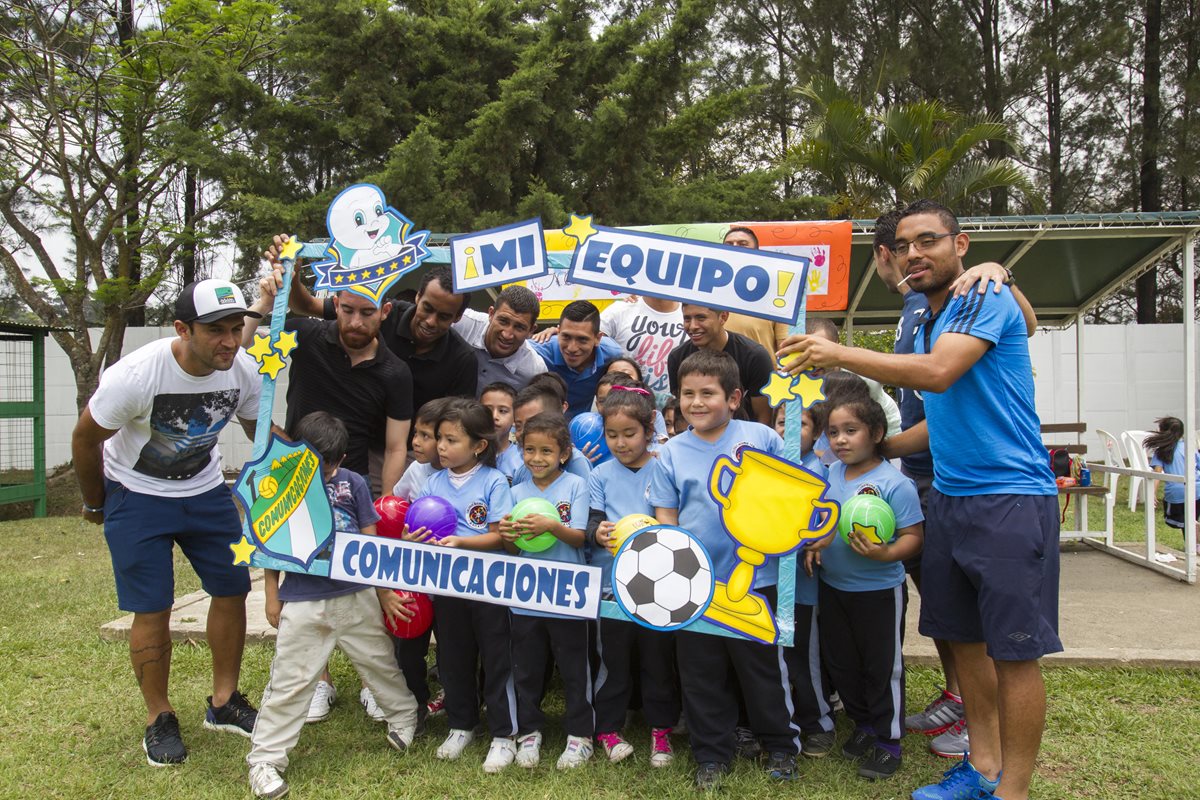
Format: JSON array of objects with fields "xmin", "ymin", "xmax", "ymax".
[
  {"xmin": 305, "ymin": 680, "xmax": 336, "ymax": 724},
  {"xmin": 482, "ymin": 737, "xmax": 517, "ymax": 773},
  {"xmin": 556, "ymin": 735, "xmax": 593, "ymax": 769},
  {"xmin": 387, "ymin": 725, "xmax": 417, "ymax": 752},
  {"xmin": 359, "ymin": 687, "xmax": 386, "ymax": 722},
  {"xmin": 436, "ymin": 728, "xmax": 475, "ymax": 760},
  {"xmin": 515, "ymin": 731, "xmax": 542, "ymax": 768},
  {"xmin": 249, "ymin": 763, "xmax": 289, "ymax": 799}
]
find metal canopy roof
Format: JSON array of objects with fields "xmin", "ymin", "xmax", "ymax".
[{"xmin": 832, "ymin": 211, "xmax": 1200, "ymax": 331}]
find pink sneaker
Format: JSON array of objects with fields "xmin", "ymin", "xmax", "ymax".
[
  {"xmin": 650, "ymin": 727, "xmax": 674, "ymax": 767},
  {"xmin": 426, "ymin": 690, "xmax": 445, "ymax": 718},
  {"xmin": 596, "ymin": 731, "xmax": 633, "ymax": 762}
]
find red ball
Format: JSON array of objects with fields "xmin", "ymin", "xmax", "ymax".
[
  {"xmin": 384, "ymin": 591, "xmax": 434, "ymax": 639},
  {"xmin": 374, "ymin": 496, "xmax": 410, "ymax": 539}
]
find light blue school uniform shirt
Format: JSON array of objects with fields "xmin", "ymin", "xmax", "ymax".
[
  {"xmin": 648, "ymin": 419, "xmax": 784, "ymax": 589},
  {"xmin": 800, "ymin": 449, "xmax": 825, "ymax": 477},
  {"xmin": 508, "ymin": 445, "xmax": 593, "ymax": 486},
  {"xmin": 510, "ymin": 471, "xmax": 589, "ymax": 619},
  {"xmin": 1149, "ymin": 441, "xmax": 1200, "ymax": 504},
  {"xmin": 417, "ymin": 466, "xmax": 513, "ymax": 546},
  {"xmin": 588, "ymin": 458, "xmax": 655, "ymax": 594},
  {"xmin": 916, "ymin": 286, "xmax": 1055, "ymax": 497},
  {"xmin": 496, "ymin": 445, "xmax": 524, "ymax": 483},
  {"xmin": 818, "ymin": 460, "xmax": 923, "ymax": 593}
]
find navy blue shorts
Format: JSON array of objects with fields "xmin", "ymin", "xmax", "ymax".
[
  {"xmin": 918, "ymin": 490, "xmax": 1062, "ymax": 661},
  {"xmin": 1164, "ymin": 499, "xmax": 1200, "ymax": 529},
  {"xmin": 103, "ymin": 479, "xmax": 251, "ymax": 613}
]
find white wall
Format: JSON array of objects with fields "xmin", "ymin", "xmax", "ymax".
[{"xmin": 32, "ymin": 322, "xmax": 1200, "ymax": 469}]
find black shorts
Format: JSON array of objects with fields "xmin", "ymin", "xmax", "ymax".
[
  {"xmin": 918, "ymin": 490, "xmax": 1063, "ymax": 662},
  {"xmin": 1164, "ymin": 499, "xmax": 1200, "ymax": 529}
]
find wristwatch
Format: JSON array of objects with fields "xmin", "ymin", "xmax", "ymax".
[
  {"xmin": 82, "ymin": 501, "xmax": 104, "ymax": 514},
  {"xmin": 1003, "ymin": 267, "xmax": 1015, "ymax": 286}
]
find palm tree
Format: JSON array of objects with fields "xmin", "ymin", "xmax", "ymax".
[{"xmin": 788, "ymin": 78, "xmax": 1044, "ymax": 217}]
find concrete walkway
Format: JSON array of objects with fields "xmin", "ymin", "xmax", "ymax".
[{"xmin": 99, "ymin": 547, "xmax": 1200, "ymax": 667}]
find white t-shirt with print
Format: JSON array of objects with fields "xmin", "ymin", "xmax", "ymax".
[
  {"xmin": 88, "ymin": 338, "xmax": 262, "ymax": 497},
  {"xmin": 599, "ymin": 299, "xmax": 685, "ymax": 400}
]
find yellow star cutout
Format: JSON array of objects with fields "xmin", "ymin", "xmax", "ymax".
[
  {"xmin": 402, "ymin": 255, "xmax": 412, "ymax": 265},
  {"xmin": 278, "ymin": 238, "xmax": 303, "ymax": 262},
  {"xmin": 375, "ymin": 266, "xmax": 385, "ymax": 276},
  {"xmin": 851, "ymin": 522, "xmax": 884, "ymax": 544},
  {"xmin": 274, "ymin": 329, "xmax": 298, "ymax": 359},
  {"xmin": 360, "ymin": 270, "xmax": 372, "ymax": 281},
  {"xmin": 777, "ymin": 351, "xmax": 801, "ymax": 370},
  {"xmin": 246, "ymin": 333, "xmax": 275, "ymax": 364},
  {"xmin": 258, "ymin": 352, "xmax": 286, "ymax": 380},
  {"xmin": 334, "ymin": 274, "xmax": 344, "ymax": 284},
  {"xmin": 229, "ymin": 535, "xmax": 257, "ymax": 565},
  {"xmin": 792, "ymin": 372, "xmax": 826, "ymax": 408},
  {"xmin": 760, "ymin": 371, "xmax": 798, "ymax": 408},
  {"xmin": 563, "ymin": 213, "xmax": 598, "ymax": 246}
]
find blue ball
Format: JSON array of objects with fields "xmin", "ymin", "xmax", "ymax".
[{"xmin": 569, "ymin": 411, "xmax": 611, "ymax": 464}]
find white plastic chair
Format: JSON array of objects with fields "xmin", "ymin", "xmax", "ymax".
[
  {"xmin": 1122, "ymin": 430, "xmax": 1153, "ymax": 510},
  {"xmin": 1095, "ymin": 429, "xmax": 1125, "ymax": 509}
]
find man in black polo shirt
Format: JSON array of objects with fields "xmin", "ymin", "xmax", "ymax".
[
  {"xmin": 245, "ymin": 284, "xmax": 413, "ymax": 497},
  {"xmin": 265, "ymin": 236, "xmax": 478, "ymax": 411},
  {"xmin": 667, "ymin": 303, "xmax": 773, "ymax": 425}
]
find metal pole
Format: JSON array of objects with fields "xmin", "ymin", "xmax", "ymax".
[
  {"xmin": 1184, "ymin": 232, "xmax": 1196, "ymax": 583},
  {"xmin": 1076, "ymin": 313, "xmax": 1087, "ymax": 533},
  {"xmin": 32, "ymin": 332, "xmax": 46, "ymax": 518}
]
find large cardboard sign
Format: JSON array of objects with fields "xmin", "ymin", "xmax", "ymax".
[
  {"xmin": 566, "ymin": 223, "xmax": 812, "ymax": 324},
  {"xmin": 331, "ymin": 534, "xmax": 602, "ymax": 619},
  {"xmin": 742, "ymin": 220, "xmax": 853, "ymax": 312},
  {"xmin": 449, "ymin": 218, "xmax": 548, "ymax": 292}
]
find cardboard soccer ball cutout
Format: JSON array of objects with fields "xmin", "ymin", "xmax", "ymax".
[{"xmin": 613, "ymin": 525, "xmax": 714, "ymax": 630}]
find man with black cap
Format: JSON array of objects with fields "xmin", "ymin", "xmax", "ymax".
[{"xmin": 72, "ymin": 279, "xmax": 266, "ymax": 767}]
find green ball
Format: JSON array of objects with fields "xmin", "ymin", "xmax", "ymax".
[
  {"xmin": 509, "ymin": 497, "xmax": 562, "ymax": 553},
  {"xmin": 837, "ymin": 494, "xmax": 896, "ymax": 545}
]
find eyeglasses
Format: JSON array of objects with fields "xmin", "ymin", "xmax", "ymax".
[{"xmin": 891, "ymin": 231, "xmax": 955, "ymax": 256}]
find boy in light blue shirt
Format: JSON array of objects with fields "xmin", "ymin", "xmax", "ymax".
[{"xmin": 647, "ymin": 349, "xmax": 801, "ymax": 788}]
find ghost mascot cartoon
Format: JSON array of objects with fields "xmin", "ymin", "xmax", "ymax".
[{"xmin": 309, "ymin": 183, "xmax": 431, "ymax": 305}]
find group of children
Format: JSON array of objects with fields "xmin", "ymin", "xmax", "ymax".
[{"xmin": 247, "ymin": 347, "xmax": 930, "ymax": 797}]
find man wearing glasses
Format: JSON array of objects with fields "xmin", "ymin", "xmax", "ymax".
[{"xmin": 777, "ymin": 199, "xmax": 1059, "ymax": 800}]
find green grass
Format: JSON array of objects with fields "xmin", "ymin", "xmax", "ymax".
[{"xmin": 0, "ymin": 517, "xmax": 1197, "ymax": 799}]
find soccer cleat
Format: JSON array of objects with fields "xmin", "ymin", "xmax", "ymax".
[
  {"xmin": 556, "ymin": 735, "xmax": 593, "ymax": 769},
  {"xmin": 248, "ymin": 763, "xmax": 289, "ymax": 799},
  {"xmin": 931, "ymin": 718, "xmax": 970, "ymax": 758},
  {"xmin": 802, "ymin": 730, "xmax": 836, "ymax": 758},
  {"xmin": 596, "ymin": 731, "xmax": 634, "ymax": 763},
  {"xmin": 734, "ymin": 726, "xmax": 762, "ymax": 760},
  {"xmin": 694, "ymin": 761, "xmax": 729, "ymax": 791},
  {"xmin": 359, "ymin": 687, "xmax": 386, "ymax": 722},
  {"xmin": 204, "ymin": 690, "xmax": 257, "ymax": 738},
  {"xmin": 766, "ymin": 751, "xmax": 798, "ymax": 781},
  {"xmin": 305, "ymin": 680, "xmax": 336, "ymax": 724},
  {"xmin": 143, "ymin": 711, "xmax": 187, "ymax": 766},
  {"xmin": 516, "ymin": 731, "xmax": 542, "ymax": 768},
  {"xmin": 841, "ymin": 727, "xmax": 876, "ymax": 761},
  {"xmin": 483, "ymin": 737, "xmax": 517, "ymax": 773},
  {"xmin": 858, "ymin": 744, "xmax": 901, "ymax": 780},
  {"xmin": 911, "ymin": 756, "xmax": 1000, "ymax": 800},
  {"xmin": 906, "ymin": 690, "xmax": 965, "ymax": 736},
  {"xmin": 649, "ymin": 727, "xmax": 674, "ymax": 768},
  {"xmin": 436, "ymin": 728, "xmax": 476, "ymax": 760},
  {"xmin": 388, "ymin": 726, "xmax": 416, "ymax": 752}
]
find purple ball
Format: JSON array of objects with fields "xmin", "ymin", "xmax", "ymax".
[{"xmin": 405, "ymin": 495, "xmax": 458, "ymax": 541}]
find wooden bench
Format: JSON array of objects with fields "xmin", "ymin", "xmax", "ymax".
[{"xmin": 1041, "ymin": 422, "xmax": 1109, "ymax": 539}]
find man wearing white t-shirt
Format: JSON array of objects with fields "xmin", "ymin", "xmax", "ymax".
[
  {"xmin": 598, "ymin": 296, "xmax": 685, "ymax": 403},
  {"xmin": 72, "ymin": 280, "xmax": 265, "ymax": 767}
]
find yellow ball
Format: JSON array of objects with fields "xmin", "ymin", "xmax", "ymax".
[
  {"xmin": 610, "ymin": 513, "xmax": 658, "ymax": 553},
  {"xmin": 258, "ymin": 475, "xmax": 279, "ymax": 499}
]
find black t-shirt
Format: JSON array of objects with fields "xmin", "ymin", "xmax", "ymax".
[
  {"xmin": 667, "ymin": 331, "xmax": 772, "ymax": 421},
  {"xmin": 323, "ymin": 297, "xmax": 477, "ymax": 412},
  {"xmin": 284, "ymin": 318, "xmax": 414, "ymax": 476}
]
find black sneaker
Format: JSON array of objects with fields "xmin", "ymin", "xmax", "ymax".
[
  {"xmin": 857, "ymin": 744, "xmax": 901, "ymax": 780},
  {"xmin": 734, "ymin": 726, "xmax": 762, "ymax": 760},
  {"xmin": 802, "ymin": 730, "xmax": 836, "ymax": 758},
  {"xmin": 841, "ymin": 728, "xmax": 876, "ymax": 761},
  {"xmin": 143, "ymin": 711, "xmax": 188, "ymax": 767},
  {"xmin": 694, "ymin": 761, "xmax": 729, "ymax": 791},
  {"xmin": 204, "ymin": 690, "xmax": 258, "ymax": 738},
  {"xmin": 765, "ymin": 751, "xmax": 797, "ymax": 781}
]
